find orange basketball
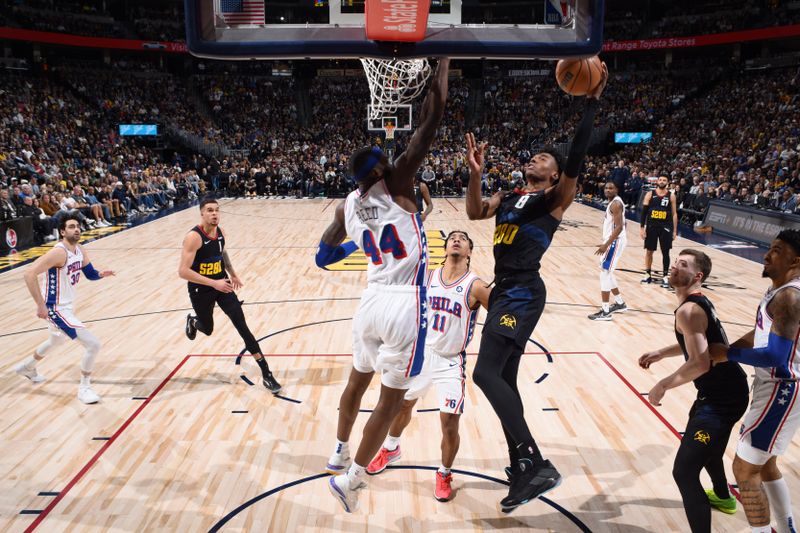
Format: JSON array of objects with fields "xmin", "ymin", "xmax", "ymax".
[{"xmin": 555, "ymin": 56, "xmax": 604, "ymax": 96}]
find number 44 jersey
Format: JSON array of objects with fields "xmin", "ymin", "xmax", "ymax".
[{"xmin": 344, "ymin": 179, "xmax": 428, "ymax": 286}]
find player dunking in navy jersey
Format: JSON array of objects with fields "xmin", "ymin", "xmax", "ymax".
[
  {"xmin": 179, "ymin": 197, "xmax": 281, "ymax": 393},
  {"xmin": 464, "ymin": 61, "xmax": 608, "ymax": 513}
]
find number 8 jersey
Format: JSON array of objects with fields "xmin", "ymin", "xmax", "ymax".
[{"xmin": 344, "ymin": 179, "xmax": 428, "ymax": 286}]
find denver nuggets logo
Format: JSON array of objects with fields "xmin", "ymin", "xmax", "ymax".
[
  {"xmin": 693, "ymin": 430, "xmax": 711, "ymax": 445},
  {"xmin": 499, "ymin": 314, "xmax": 517, "ymax": 329}
]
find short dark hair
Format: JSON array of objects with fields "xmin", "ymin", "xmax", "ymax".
[
  {"xmin": 605, "ymin": 179, "xmax": 621, "ymax": 192},
  {"xmin": 540, "ymin": 147, "xmax": 564, "ymax": 175},
  {"xmin": 679, "ymin": 248, "xmax": 712, "ymax": 282},
  {"xmin": 199, "ymin": 196, "xmax": 218, "ymax": 210},
  {"xmin": 58, "ymin": 214, "xmax": 81, "ymax": 234},
  {"xmin": 777, "ymin": 229, "xmax": 800, "ymax": 256},
  {"xmin": 445, "ymin": 230, "xmax": 474, "ymax": 251}
]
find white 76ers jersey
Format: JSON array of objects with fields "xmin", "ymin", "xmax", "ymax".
[
  {"xmin": 603, "ymin": 196, "xmax": 627, "ymax": 242},
  {"xmin": 753, "ymin": 277, "xmax": 800, "ymax": 381},
  {"xmin": 426, "ymin": 268, "xmax": 479, "ymax": 357},
  {"xmin": 43, "ymin": 242, "xmax": 83, "ymax": 307},
  {"xmin": 344, "ymin": 180, "xmax": 428, "ymax": 286}
]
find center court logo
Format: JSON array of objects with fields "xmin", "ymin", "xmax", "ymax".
[
  {"xmin": 499, "ymin": 314, "xmax": 517, "ymax": 329},
  {"xmin": 693, "ymin": 430, "xmax": 711, "ymax": 445}
]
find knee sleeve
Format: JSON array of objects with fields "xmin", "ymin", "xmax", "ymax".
[
  {"xmin": 600, "ymin": 269, "xmax": 617, "ymax": 292},
  {"xmin": 76, "ymin": 329, "xmax": 101, "ymax": 373},
  {"xmin": 35, "ymin": 331, "xmax": 68, "ymax": 357}
]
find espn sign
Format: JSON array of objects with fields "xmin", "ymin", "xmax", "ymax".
[{"xmin": 365, "ymin": 0, "xmax": 430, "ymax": 42}]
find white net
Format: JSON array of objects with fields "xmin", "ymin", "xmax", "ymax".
[{"xmin": 361, "ymin": 58, "xmax": 432, "ymax": 121}]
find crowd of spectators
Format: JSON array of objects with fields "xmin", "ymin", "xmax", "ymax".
[{"xmin": 2, "ymin": 52, "xmax": 799, "ymax": 251}]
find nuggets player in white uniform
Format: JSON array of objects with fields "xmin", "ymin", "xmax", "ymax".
[
  {"xmin": 315, "ymin": 58, "xmax": 450, "ymax": 513},
  {"xmin": 364, "ymin": 230, "xmax": 490, "ymax": 502},
  {"xmin": 589, "ymin": 179, "xmax": 628, "ymax": 320},
  {"xmin": 14, "ymin": 215, "xmax": 115, "ymax": 404},
  {"xmin": 711, "ymin": 229, "xmax": 800, "ymax": 533}
]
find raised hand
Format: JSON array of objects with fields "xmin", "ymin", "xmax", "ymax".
[
  {"xmin": 466, "ymin": 132, "xmax": 487, "ymax": 174},
  {"xmin": 586, "ymin": 61, "xmax": 609, "ymax": 100}
]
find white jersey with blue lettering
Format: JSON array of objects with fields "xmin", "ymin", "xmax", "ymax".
[
  {"xmin": 603, "ymin": 196, "xmax": 627, "ymax": 242},
  {"xmin": 344, "ymin": 179, "xmax": 428, "ymax": 286},
  {"xmin": 753, "ymin": 277, "xmax": 800, "ymax": 381},
  {"xmin": 43, "ymin": 242, "xmax": 84, "ymax": 308},
  {"xmin": 425, "ymin": 267, "xmax": 479, "ymax": 357}
]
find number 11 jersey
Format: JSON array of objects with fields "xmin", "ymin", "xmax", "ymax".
[{"xmin": 344, "ymin": 179, "xmax": 428, "ymax": 286}]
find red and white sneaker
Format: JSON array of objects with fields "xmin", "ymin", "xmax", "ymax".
[
  {"xmin": 434, "ymin": 471, "xmax": 453, "ymax": 502},
  {"xmin": 366, "ymin": 446, "xmax": 401, "ymax": 475}
]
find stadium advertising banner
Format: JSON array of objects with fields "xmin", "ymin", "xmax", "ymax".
[
  {"xmin": 703, "ymin": 200, "xmax": 800, "ymax": 247},
  {"xmin": 603, "ymin": 24, "xmax": 800, "ymax": 52}
]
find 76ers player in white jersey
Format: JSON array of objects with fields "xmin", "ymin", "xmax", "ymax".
[
  {"xmin": 711, "ymin": 229, "xmax": 800, "ymax": 533},
  {"xmin": 14, "ymin": 215, "xmax": 115, "ymax": 404},
  {"xmin": 365, "ymin": 231, "xmax": 490, "ymax": 502},
  {"xmin": 315, "ymin": 58, "xmax": 450, "ymax": 513},
  {"xmin": 589, "ymin": 179, "xmax": 628, "ymax": 320}
]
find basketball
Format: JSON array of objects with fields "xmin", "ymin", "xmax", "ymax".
[{"xmin": 555, "ymin": 56, "xmax": 604, "ymax": 96}]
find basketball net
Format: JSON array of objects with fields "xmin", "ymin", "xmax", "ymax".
[
  {"xmin": 384, "ymin": 123, "xmax": 396, "ymax": 141},
  {"xmin": 361, "ymin": 58, "xmax": 432, "ymax": 120}
]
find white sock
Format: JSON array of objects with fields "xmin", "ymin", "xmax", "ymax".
[
  {"xmin": 384, "ymin": 435, "xmax": 400, "ymax": 451},
  {"xmin": 438, "ymin": 466, "xmax": 451, "ymax": 475},
  {"xmin": 602, "ymin": 303, "xmax": 610, "ymax": 313},
  {"xmin": 614, "ymin": 295, "xmax": 624, "ymax": 304},
  {"xmin": 346, "ymin": 462, "xmax": 366, "ymax": 489},
  {"xmin": 21, "ymin": 356, "xmax": 38, "ymax": 370},
  {"xmin": 763, "ymin": 478, "xmax": 796, "ymax": 533},
  {"xmin": 335, "ymin": 439, "xmax": 349, "ymax": 457},
  {"xmin": 751, "ymin": 526, "xmax": 772, "ymax": 533},
  {"xmin": 80, "ymin": 375, "xmax": 91, "ymax": 387}
]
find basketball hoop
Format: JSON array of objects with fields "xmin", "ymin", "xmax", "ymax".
[
  {"xmin": 361, "ymin": 58, "xmax": 432, "ymax": 121},
  {"xmin": 384, "ymin": 123, "xmax": 396, "ymax": 141}
]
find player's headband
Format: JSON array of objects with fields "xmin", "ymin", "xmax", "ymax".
[{"xmin": 353, "ymin": 147, "xmax": 384, "ymax": 182}]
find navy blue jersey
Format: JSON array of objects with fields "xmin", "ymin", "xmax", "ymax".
[
  {"xmin": 493, "ymin": 189, "xmax": 561, "ymax": 278},
  {"xmin": 675, "ymin": 293, "xmax": 748, "ymax": 406},
  {"xmin": 646, "ymin": 190, "xmax": 672, "ymax": 228},
  {"xmin": 189, "ymin": 225, "xmax": 226, "ymax": 290}
]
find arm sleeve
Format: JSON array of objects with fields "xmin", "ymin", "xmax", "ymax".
[
  {"xmin": 315, "ymin": 240, "xmax": 358, "ymax": 268},
  {"xmin": 728, "ymin": 332, "xmax": 794, "ymax": 368},
  {"xmin": 81, "ymin": 262, "xmax": 102, "ymax": 280},
  {"xmin": 564, "ymin": 98, "xmax": 600, "ymax": 178}
]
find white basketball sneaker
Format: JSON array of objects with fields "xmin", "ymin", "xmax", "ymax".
[
  {"xmin": 14, "ymin": 362, "xmax": 45, "ymax": 383},
  {"xmin": 326, "ymin": 451, "xmax": 352, "ymax": 475},
  {"xmin": 78, "ymin": 385, "xmax": 101, "ymax": 404},
  {"xmin": 328, "ymin": 473, "xmax": 367, "ymax": 513}
]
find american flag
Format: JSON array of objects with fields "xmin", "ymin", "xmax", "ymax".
[{"xmin": 220, "ymin": 0, "xmax": 265, "ymax": 25}]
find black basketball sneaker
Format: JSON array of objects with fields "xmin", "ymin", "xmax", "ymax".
[
  {"xmin": 500, "ymin": 459, "xmax": 562, "ymax": 513},
  {"xmin": 262, "ymin": 371, "xmax": 282, "ymax": 394},
  {"xmin": 185, "ymin": 314, "xmax": 197, "ymax": 340}
]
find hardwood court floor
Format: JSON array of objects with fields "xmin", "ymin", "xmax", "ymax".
[{"xmin": 0, "ymin": 198, "xmax": 796, "ymax": 532}]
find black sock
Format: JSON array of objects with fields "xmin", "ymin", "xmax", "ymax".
[
  {"xmin": 254, "ymin": 355, "xmax": 270, "ymax": 377},
  {"xmin": 645, "ymin": 269, "xmax": 651, "ymax": 276},
  {"xmin": 516, "ymin": 441, "xmax": 544, "ymax": 465}
]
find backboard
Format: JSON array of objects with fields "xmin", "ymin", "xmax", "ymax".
[{"xmin": 186, "ymin": 0, "xmax": 604, "ymax": 60}]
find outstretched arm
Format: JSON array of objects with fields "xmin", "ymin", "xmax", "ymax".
[
  {"xmin": 394, "ymin": 58, "xmax": 450, "ymax": 186},
  {"xmin": 711, "ymin": 288, "xmax": 800, "ymax": 367},
  {"xmin": 547, "ymin": 61, "xmax": 608, "ymax": 217},
  {"xmin": 315, "ymin": 202, "xmax": 357, "ymax": 268},
  {"xmin": 465, "ymin": 132, "xmax": 504, "ymax": 220}
]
